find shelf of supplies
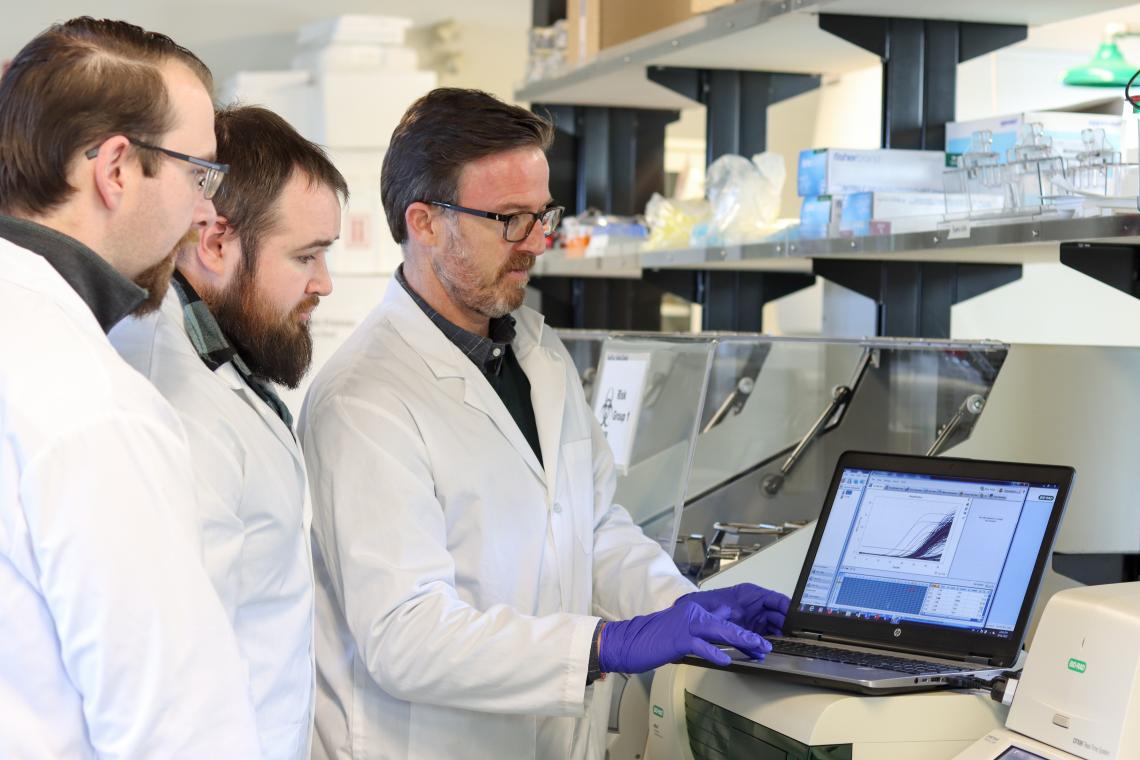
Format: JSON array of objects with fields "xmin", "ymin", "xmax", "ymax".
[
  {"xmin": 516, "ymin": 0, "xmax": 1136, "ymax": 109},
  {"xmin": 531, "ymin": 214, "xmax": 1140, "ymax": 278}
]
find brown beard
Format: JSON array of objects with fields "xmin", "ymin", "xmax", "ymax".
[
  {"xmin": 202, "ymin": 263, "xmax": 318, "ymax": 390},
  {"xmin": 132, "ymin": 228, "xmax": 199, "ymax": 317},
  {"xmin": 131, "ymin": 250, "xmax": 177, "ymax": 316}
]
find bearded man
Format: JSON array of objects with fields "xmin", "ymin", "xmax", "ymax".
[
  {"xmin": 299, "ymin": 88, "xmax": 788, "ymax": 760},
  {"xmin": 110, "ymin": 104, "xmax": 348, "ymax": 760}
]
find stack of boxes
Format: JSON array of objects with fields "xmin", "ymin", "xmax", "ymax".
[
  {"xmin": 222, "ymin": 15, "xmax": 438, "ymax": 409},
  {"xmin": 797, "ymin": 148, "xmax": 949, "ymax": 239}
]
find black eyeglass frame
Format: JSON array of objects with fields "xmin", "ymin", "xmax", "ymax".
[
  {"xmin": 84, "ymin": 137, "xmax": 230, "ymax": 200},
  {"xmin": 426, "ymin": 200, "xmax": 564, "ymax": 243}
]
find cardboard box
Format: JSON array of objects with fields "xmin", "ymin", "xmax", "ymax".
[
  {"xmin": 566, "ymin": 0, "xmax": 601, "ymax": 64},
  {"xmin": 600, "ymin": 0, "xmax": 695, "ymax": 49},
  {"xmin": 691, "ymin": 0, "xmax": 737, "ymax": 12},
  {"xmin": 799, "ymin": 195, "xmax": 843, "ymax": 240},
  {"xmin": 797, "ymin": 148, "xmax": 948, "ymax": 197},
  {"xmin": 568, "ymin": 0, "xmax": 694, "ymax": 63},
  {"xmin": 946, "ymin": 111, "xmax": 1123, "ymax": 164}
]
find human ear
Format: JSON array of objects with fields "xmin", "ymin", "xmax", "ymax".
[
  {"xmin": 405, "ymin": 201, "xmax": 444, "ymax": 247},
  {"xmin": 90, "ymin": 136, "xmax": 133, "ymax": 211}
]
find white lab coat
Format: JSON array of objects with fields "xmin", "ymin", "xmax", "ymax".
[
  {"xmin": 110, "ymin": 289, "xmax": 316, "ymax": 760},
  {"xmin": 0, "ymin": 237, "xmax": 261, "ymax": 757},
  {"xmin": 301, "ymin": 280, "xmax": 695, "ymax": 760}
]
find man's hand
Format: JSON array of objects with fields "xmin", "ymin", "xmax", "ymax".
[
  {"xmin": 675, "ymin": 583, "xmax": 790, "ymax": 638},
  {"xmin": 597, "ymin": 601, "xmax": 773, "ymax": 674}
]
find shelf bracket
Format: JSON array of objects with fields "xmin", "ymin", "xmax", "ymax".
[
  {"xmin": 647, "ymin": 67, "xmax": 820, "ymax": 162},
  {"xmin": 813, "ymin": 259, "xmax": 1021, "ymax": 338},
  {"xmin": 1060, "ymin": 241, "xmax": 1140, "ymax": 299},
  {"xmin": 536, "ymin": 103, "xmax": 680, "ymax": 216},
  {"xmin": 819, "ymin": 15, "xmax": 1026, "ymax": 150}
]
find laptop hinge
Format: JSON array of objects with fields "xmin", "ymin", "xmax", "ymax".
[{"xmin": 804, "ymin": 631, "xmax": 984, "ymax": 662}]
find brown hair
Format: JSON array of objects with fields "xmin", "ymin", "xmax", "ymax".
[
  {"xmin": 380, "ymin": 88, "xmax": 554, "ymax": 245},
  {"xmin": 212, "ymin": 105, "xmax": 348, "ymax": 270},
  {"xmin": 0, "ymin": 18, "xmax": 213, "ymax": 217}
]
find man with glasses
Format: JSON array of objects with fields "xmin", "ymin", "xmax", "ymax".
[
  {"xmin": 111, "ymin": 105, "xmax": 347, "ymax": 760},
  {"xmin": 0, "ymin": 18, "xmax": 259, "ymax": 758},
  {"xmin": 301, "ymin": 88, "xmax": 788, "ymax": 759}
]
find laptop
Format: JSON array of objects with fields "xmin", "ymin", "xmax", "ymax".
[{"xmin": 686, "ymin": 450, "xmax": 1073, "ymax": 695}]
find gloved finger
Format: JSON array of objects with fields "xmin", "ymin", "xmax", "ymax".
[
  {"xmin": 710, "ymin": 604, "xmax": 732, "ymax": 621},
  {"xmin": 687, "ymin": 638, "xmax": 733, "ymax": 666},
  {"xmin": 767, "ymin": 593, "xmax": 791, "ymax": 614},
  {"xmin": 746, "ymin": 609, "xmax": 787, "ymax": 636},
  {"xmin": 692, "ymin": 610, "xmax": 770, "ymax": 655},
  {"xmin": 734, "ymin": 643, "xmax": 771, "ymax": 661}
]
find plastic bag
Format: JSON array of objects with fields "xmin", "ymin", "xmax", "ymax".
[
  {"xmin": 692, "ymin": 152, "xmax": 786, "ymax": 246},
  {"xmin": 643, "ymin": 192, "xmax": 710, "ymax": 250}
]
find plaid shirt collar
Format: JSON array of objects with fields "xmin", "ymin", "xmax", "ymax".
[
  {"xmin": 395, "ymin": 264, "xmax": 516, "ymax": 377},
  {"xmin": 170, "ymin": 270, "xmax": 294, "ymax": 429}
]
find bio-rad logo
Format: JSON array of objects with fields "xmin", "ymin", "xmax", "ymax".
[{"xmin": 1067, "ymin": 657, "xmax": 1087, "ymax": 674}]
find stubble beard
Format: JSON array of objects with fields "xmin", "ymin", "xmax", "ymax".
[{"xmin": 432, "ymin": 220, "xmax": 534, "ymax": 321}]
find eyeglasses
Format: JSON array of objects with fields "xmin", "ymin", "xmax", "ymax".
[
  {"xmin": 427, "ymin": 201, "xmax": 564, "ymax": 243},
  {"xmin": 84, "ymin": 137, "xmax": 229, "ymax": 200}
]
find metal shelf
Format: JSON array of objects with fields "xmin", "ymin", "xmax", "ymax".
[
  {"xmin": 516, "ymin": 0, "xmax": 1136, "ymax": 109},
  {"xmin": 532, "ymin": 250, "xmax": 644, "ymax": 278},
  {"xmin": 532, "ymin": 214, "xmax": 1140, "ymax": 277}
]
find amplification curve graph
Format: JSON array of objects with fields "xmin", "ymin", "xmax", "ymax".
[
  {"xmin": 858, "ymin": 511, "xmax": 955, "ymax": 562},
  {"xmin": 843, "ymin": 493, "xmax": 970, "ymax": 577}
]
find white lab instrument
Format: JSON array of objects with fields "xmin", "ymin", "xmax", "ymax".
[{"xmin": 955, "ymin": 583, "xmax": 1140, "ymax": 760}]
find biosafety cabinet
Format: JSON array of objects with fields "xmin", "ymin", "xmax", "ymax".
[
  {"xmin": 560, "ymin": 333, "xmax": 1140, "ymax": 580},
  {"xmin": 559, "ymin": 332, "xmax": 1140, "ymax": 759}
]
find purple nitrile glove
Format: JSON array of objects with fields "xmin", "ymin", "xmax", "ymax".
[
  {"xmin": 597, "ymin": 601, "xmax": 773, "ymax": 674},
  {"xmin": 675, "ymin": 583, "xmax": 791, "ymax": 638}
]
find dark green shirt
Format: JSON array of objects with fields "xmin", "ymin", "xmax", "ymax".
[
  {"xmin": 395, "ymin": 265, "xmax": 543, "ymax": 466},
  {"xmin": 0, "ymin": 214, "xmax": 145, "ymax": 333}
]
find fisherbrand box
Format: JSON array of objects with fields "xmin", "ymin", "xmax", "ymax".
[{"xmin": 797, "ymin": 148, "xmax": 948, "ymax": 197}]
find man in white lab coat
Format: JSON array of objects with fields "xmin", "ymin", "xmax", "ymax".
[
  {"xmin": 0, "ymin": 18, "xmax": 260, "ymax": 758},
  {"xmin": 301, "ymin": 88, "xmax": 790, "ymax": 759},
  {"xmin": 111, "ymin": 105, "xmax": 347, "ymax": 760}
]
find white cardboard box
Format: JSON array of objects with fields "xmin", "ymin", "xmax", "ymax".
[{"xmin": 797, "ymin": 148, "xmax": 947, "ymax": 197}]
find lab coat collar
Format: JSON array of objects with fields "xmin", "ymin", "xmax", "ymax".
[
  {"xmin": 159, "ymin": 290, "xmax": 303, "ymax": 465},
  {"xmin": 382, "ymin": 281, "xmax": 567, "ymax": 491}
]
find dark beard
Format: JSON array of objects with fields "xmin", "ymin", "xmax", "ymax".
[
  {"xmin": 203, "ymin": 267, "xmax": 317, "ymax": 389},
  {"xmin": 131, "ymin": 251, "xmax": 177, "ymax": 316}
]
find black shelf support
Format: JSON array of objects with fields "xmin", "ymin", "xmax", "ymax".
[
  {"xmin": 819, "ymin": 15, "xmax": 1026, "ymax": 150},
  {"xmin": 532, "ymin": 103, "xmax": 681, "ymax": 330},
  {"xmin": 1060, "ymin": 241, "xmax": 1140, "ymax": 299},
  {"xmin": 538, "ymin": 103, "xmax": 680, "ymax": 216},
  {"xmin": 813, "ymin": 259, "xmax": 1022, "ymax": 338},
  {"xmin": 648, "ymin": 67, "xmax": 820, "ymax": 163}
]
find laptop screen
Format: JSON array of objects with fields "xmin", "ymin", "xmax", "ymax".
[{"xmin": 797, "ymin": 466, "xmax": 1062, "ymax": 639}]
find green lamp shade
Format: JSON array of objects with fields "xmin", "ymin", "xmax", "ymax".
[{"xmin": 1063, "ymin": 40, "xmax": 1136, "ymax": 86}]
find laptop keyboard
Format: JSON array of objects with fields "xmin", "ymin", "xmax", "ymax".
[{"xmin": 768, "ymin": 639, "xmax": 972, "ymax": 675}]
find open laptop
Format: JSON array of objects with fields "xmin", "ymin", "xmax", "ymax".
[{"xmin": 687, "ymin": 450, "xmax": 1073, "ymax": 695}]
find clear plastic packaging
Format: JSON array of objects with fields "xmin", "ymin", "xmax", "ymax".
[
  {"xmin": 643, "ymin": 193, "xmax": 710, "ymax": 250},
  {"xmin": 691, "ymin": 152, "xmax": 786, "ymax": 246}
]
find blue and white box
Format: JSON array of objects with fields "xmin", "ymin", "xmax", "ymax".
[
  {"xmin": 797, "ymin": 148, "xmax": 948, "ymax": 197},
  {"xmin": 839, "ymin": 191, "xmax": 947, "ymax": 237}
]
